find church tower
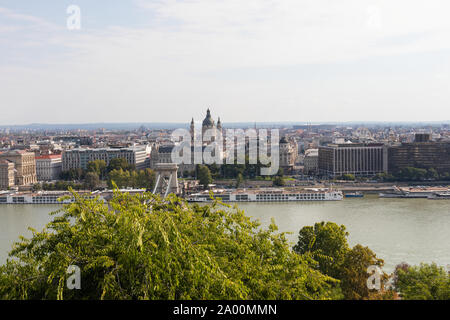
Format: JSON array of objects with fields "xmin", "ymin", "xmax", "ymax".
[
  {"xmin": 217, "ymin": 117, "xmax": 222, "ymax": 132},
  {"xmin": 190, "ymin": 117, "xmax": 195, "ymax": 144},
  {"xmin": 202, "ymin": 108, "xmax": 216, "ymax": 142}
]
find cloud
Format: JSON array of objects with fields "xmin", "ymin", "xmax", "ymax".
[{"xmin": 0, "ymin": 6, "xmax": 55, "ymax": 28}]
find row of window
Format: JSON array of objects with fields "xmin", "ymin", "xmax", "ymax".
[{"xmin": 256, "ymin": 193, "xmax": 326, "ymax": 199}]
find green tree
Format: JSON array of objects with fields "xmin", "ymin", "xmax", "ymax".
[
  {"xmin": 84, "ymin": 172, "xmax": 100, "ymax": 190},
  {"xmin": 107, "ymin": 158, "xmax": 131, "ymax": 172},
  {"xmin": 426, "ymin": 168, "xmax": 439, "ymax": 181},
  {"xmin": 108, "ymin": 169, "xmax": 156, "ymax": 190},
  {"xmin": 396, "ymin": 167, "xmax": 427, "ymax": 181},
  {"xmin": 197, "ymin": 165, "xmax": 212, "ymax": 189},
  {"xmin": 236, "ymin": 173, "xmax": 244, "ymax": 188},
  {"xmin": 137, "ymin": 169, "xmax": 156, "ymax": 190},
  {"xmin": 394, "ymin": 263, "xmax": 450, "ymax": 300},
  {"xmin": 0, "ymin": 190, "xmax": 338, "ymax": 300},
  {"xmin": 87, "ymin": 160, "xmax": 107, "ymax": 179},
  {"xmin": 293, "ymin": 222, "xmax": 391, "ymax": 300},
  {"xmin": 339, "ymin": 244, "xmax": 386, "ymax": 300},
  {"xmin": 60, "ymin": 168, "xmax": 85, "ymax": 181},
  {"xmin": 108, "ymin": 169, "xmax": 128, "ymax": 188},
  {"xmin": 273, "ymin": 176, "xmax": 285, "ymax": 186},
  {"xmin": 293, "ymin": 222, "xmax": 349, "ymax": 279},
  {"xmin": 339, "ymin": 174, "xmax": 355, "ymax": 181}
]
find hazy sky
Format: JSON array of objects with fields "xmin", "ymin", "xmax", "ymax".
[{"xmin": 1, "ymin": 0, "xmax": 450, "ymax": 125}]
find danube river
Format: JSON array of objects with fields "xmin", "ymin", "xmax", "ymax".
[{"xmin": 1, "ymin": 196, "xmax": 449, "ymax": 273}]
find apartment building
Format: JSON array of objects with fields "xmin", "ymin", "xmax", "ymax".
[
  {"xmin": 319, "ymin": 143, "xmax": 387, "ymax": 177},
  {"xmin": 62, "ymin": 146, "xmax": 149, "ymax": 171}
]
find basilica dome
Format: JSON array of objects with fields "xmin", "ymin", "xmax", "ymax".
[{"xmin": 202, "ymin": 108, "xmax": 215, "ymax": 128}]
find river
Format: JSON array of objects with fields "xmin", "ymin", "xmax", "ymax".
[{"xmin": 1, "ymin": 195, "xmax": 449, "ymax": 273}]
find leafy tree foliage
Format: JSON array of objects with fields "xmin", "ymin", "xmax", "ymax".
[
  {"xmin": 377, "ymin": 167, "xmax": 450, "ymax": 182},
  {"xmin": 293, "ymin": 222, "xmax": 349, "ymax": 279},
  {"xmin": 273, "ymin": 176, "xmax": 285, "ymax": 186},
  {"xmin": 107, "ymin": 169, "xmax": 155, "ymax": 190},
  {"xmin": 60, "ymin": 168, "xmax": 85, "ymax": 181},
  {"xmin": 394, "ymin": 263, "xmax": 450, "ymax": 300},
  {"xmin": 196, "ymin": 165, "xmax": 212, "ymax": 189},
  {"xmin": 339, "ymin": 244, "xmax": 387, "ymax": 300},
  {"xmin": 337, "ymin": 174, "xmax": 355, "ymax": 181},
  {"xmin": 235, "ymin": 173, "xmax": 244, "ymax": 188},
  {"xmin": 40, "ymin": 181, "xmax": 86, "ymax": 191},
  {"xmin": 84, "ymin": 172, "xmax": 100, "ymax": 190},
  {"xmin": 293, "ymin": 222, "xmax": 391, "ymax": 300},
  {"xmin": 86, "ymin": 160, "xmax": 107, "ymax": 179},
  {"xmin": 107, "ymin": 157, "xmax": 133, "ymax": 172},
  {"xmin": 0, "ymin": 190, "xmax": 338, "ymax": 300},
  {"xmin": 205, "ymin": 156, "xmax": 269, "ymax": 180}
]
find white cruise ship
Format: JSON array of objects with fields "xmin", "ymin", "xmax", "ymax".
[
  {"xmin": 186, "ymin": 188, "xmax": 343, "ymax": 202},
  {"xmin": 0, "ymin": 191, "xmax": 103, "ymax": 205}
]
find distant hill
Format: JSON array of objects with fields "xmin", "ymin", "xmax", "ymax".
[{"xmin": 0, "ymin": 120, "xmax": 449, "ymax": 131}]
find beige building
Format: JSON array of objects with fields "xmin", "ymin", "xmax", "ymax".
[
  {"xmin": 0, "ymin": 160, "xmax": 15, "ymax": 189},
  {"xmin": 304, "ymin": 149, "xmax": 319, "ymax": 175},
  {"xmin": 279, "ymin": 137, "xmax": 298, "ymax": 174},
  {"xmin": 0, "ymin": 150, "xmax": 37, "ymax": 186}
]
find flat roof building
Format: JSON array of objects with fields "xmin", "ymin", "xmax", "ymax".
[
  {"xmin": 319, "ymin": 143, "xmax": 387, "ymax": 177},
  {"xmin": 388, "ymin": 140, "xmax": 450, "ymax": 175},
  {"xmin": 62, "ymin": 146, "xmax": 149, "ymax": 171},
  {"xmin": 36, "ymin": 154, "xmax": 62, "ymax": 181}
]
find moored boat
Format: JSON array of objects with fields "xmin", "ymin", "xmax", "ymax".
[
  {"xmin": 186, "ymin": 188, "xmax": 343, "ymax": 202},
  {"xmin": 428, "ymin": 192, "xmax": 450, "ymax": 200},
  {"xmin": 379, "ymin": 186, "xmax": 450, "ymax": 199},
  {"xmin": 344, "ymin": 192, "xmax": 364, "ymax": 198}
]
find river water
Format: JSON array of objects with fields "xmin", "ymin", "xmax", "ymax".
[{"xmin": 1, "ymin": 196, "xmax": 449, "ymax": 273}]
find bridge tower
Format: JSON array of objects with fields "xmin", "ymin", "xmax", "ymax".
[{"xmin": 152, "ymin": 163, "xmax": 179, "ymax": 197}]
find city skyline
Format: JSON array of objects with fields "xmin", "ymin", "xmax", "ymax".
[{"xmin": 2, "ymin": 1, "xmax": 450, "ymax": 125}]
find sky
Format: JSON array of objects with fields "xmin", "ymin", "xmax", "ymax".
[{"xmin": 1, "ymin": 0, "xmax": 450, "ymax": 125}]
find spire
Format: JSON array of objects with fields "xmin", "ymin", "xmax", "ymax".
[
  {"xmin": 217, "ymin": 117, "xmax": 222, "ymax": 130},
  {"xmin": 191, "ymin": 117, "xmax": 194, "ymax": 125}
]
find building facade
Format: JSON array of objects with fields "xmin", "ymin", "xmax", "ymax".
[
  {"xmin": 62, "ymin": 146, "xmax": 149, "ymax": 171},
  {"xmin": 279, "ymin": 137, "xmax": 298, "ymax": 174},
  {"xmin": 388, "ymin": 136, "xmax": 450, "ymax": 175},
  {"xmin": 35, "ymin": 154, "xmax": 62, "ymax": 181},
  {"xmin": 0, "ymin": 160, "xmax": 15, "ymax": 189},
  {"xmin": 0, "ymin": 150, "xmax": 37, "ymax": 186},
  {"xmin": 303, "ymin": 149, "xmax": 319, "ymax": 175},
  {"xmin": 318, "ymin": 143, "xmax": 387, "ymax": 177}
]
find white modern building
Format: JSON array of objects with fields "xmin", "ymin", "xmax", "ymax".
[{"xmin": 62, "ymin": 146, "xmax": 149, "ymax": 171}]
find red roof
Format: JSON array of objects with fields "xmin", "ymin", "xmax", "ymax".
[{"xmin": 35, "ymin": 154, "xmax": 62, "ymax": 160}]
